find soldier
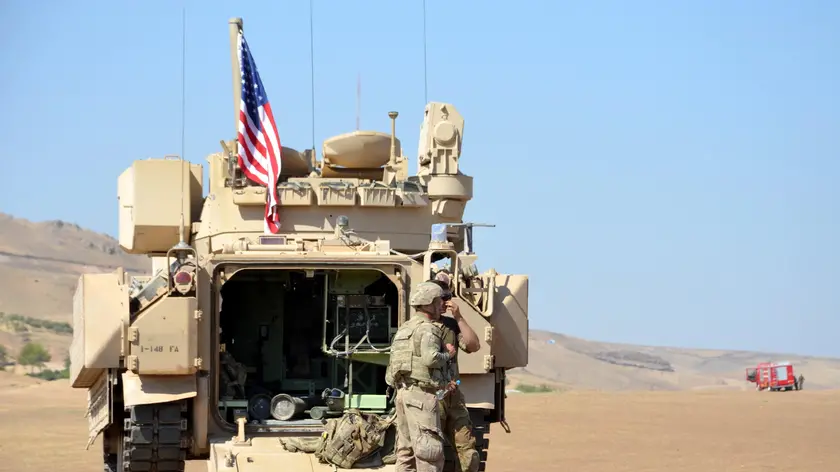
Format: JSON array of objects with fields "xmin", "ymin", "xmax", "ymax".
[
  {"xmin": 386, "ymin": 281, "xmax": 456, "ymax": 472},
  {"xmin": 431, "ymin": 276, "xmax": 482, "ymax": 472}
]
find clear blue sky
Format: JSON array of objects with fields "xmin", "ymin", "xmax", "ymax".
[{"xmin": 1, "ymin": 1, "xmax": 838, "ymax": 357}]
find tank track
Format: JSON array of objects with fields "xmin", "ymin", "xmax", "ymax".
[
  {"xmin": 470, "ymin": 411, "xmax": 490, "ymax": 472},
  {"xmin": 105, "ymin": 400, "xmax": 191, "ymax": 472},
  {"xmin": 443, "ymin": 410, "xmax": 490, "ymax": 472}
]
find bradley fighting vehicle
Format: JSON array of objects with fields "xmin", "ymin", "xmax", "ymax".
[{"xmin": 69, "ymin": 17, "xmax": 528, "ymax": 472}]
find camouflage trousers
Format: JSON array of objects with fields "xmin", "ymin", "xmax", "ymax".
[
  {"xmin": 395, "ymin": 384, "xmax": 446, "ymax": 472},
  {"xmin": 439, "ymin": 388, "xmax": 479, "ymax": 472}
]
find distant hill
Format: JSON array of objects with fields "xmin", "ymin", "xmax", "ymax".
[
  {"xmin": 1, "ymin": 212, "xmax": 839, "ymax": 390},
  {"xmin": 0, "ymin": 213, "xmax": 150, "ymax": 365},
  {"xmin": 507, "ymin": 330, "xmax": 840, "ymax": 391}
]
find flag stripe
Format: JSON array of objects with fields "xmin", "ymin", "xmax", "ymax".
[{"xmin": 236, "ymin": 31, "xmax": 282, "ymax": 233}]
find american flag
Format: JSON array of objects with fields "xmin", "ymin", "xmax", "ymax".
[{"xmin": 237, "ymin": 31, "xmax": 282, "ymax": 234}]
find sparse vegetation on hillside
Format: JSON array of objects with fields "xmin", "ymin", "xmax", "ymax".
[
  {"xmin": 592, "ymin": 350, "xmax": 675, "ymax": 372},
  {"xmin": 0, "ymin": 339, "xmax": 69, "ymax": 380},
  {"xmin": 0, "ymin": 312, "xmax": 73, "ymax": 335},
  {"xmin": 516, "ymin": 383, "xmax": 555, "ymax": 393},
  {"xmin": 27, "ymin": 354, "xmax": 70, "ymax": 381},
  {"xmin": 17, "ymin": 342, "xmax": 51, "ymax": 373}
]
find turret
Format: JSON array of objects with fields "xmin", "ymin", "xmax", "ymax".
[{"xmin": 115, "ymin": 18, "xmax": 476, "ymax": 257}]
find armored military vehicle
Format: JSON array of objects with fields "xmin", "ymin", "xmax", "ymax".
[{"xmin": 69, "ymin": 17, "xmax": 528, "ymax": 472}]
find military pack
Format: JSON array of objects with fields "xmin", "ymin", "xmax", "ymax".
[{"xmin": 279, "ymin": 409, "xmax": 397, "ymax": 468}]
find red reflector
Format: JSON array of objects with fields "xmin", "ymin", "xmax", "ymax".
[{"xmin": 174, "ymin": 271, "xmax": 192, "ymax": 284}]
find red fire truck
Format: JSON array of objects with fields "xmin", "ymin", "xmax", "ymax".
[{"xmin": 745, "ymin": 361, "xmax": 804, "ymax": 391}]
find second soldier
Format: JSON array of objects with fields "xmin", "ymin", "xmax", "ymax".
[{"xmin": 432, "ymin": 275, "xmax": 482, "ymax": 472}]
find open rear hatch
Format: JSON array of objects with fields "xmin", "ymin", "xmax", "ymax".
[{"xmin": 213, "ymin": 267, "xmax": 400, "ymax": 433}]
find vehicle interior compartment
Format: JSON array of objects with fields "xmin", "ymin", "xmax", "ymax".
[{"xmin": 216, "ymin": 267, "xmax": 399, "ymax": 428}]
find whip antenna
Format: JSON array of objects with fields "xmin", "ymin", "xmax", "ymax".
[
  {"xmin": 422, "ymin": 0, "xmax": 428, "ymax": 103},
  {"xmin": 177, "ymin": 5, "xmax": 188, "ymax": 248},
  {"xmin": 356, "ymin": 73, "xmax": 361, "ymax": 130},
  {"xmin": 310, "ymin": 0, "xmax": 316, "ymax": 155}
]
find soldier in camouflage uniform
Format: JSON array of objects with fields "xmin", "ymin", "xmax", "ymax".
[
  {"xmin": 431, "ymin": 276, "xmax": 482, "ymax": 472},
  {"xmin": 386, "ymin": 281, "xmax": 456, "ymax": 472}
]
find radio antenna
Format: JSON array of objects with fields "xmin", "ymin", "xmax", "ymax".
[
  {"xmin": 422, "ymin": 0, "xmax": 428, "ymax": 104},
  {"xmin": 356, "ymin": 73, "xmax": 361, "ymax": 130},
  {"xmin": 309, "ymin": 0, "xmax": 316, "ymax": 155},
  {"xmin": 177, "ymin": 5, "xmax": 188, "ymax": 248}
]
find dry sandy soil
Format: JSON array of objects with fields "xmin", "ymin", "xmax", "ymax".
[{"xmin": 1, "ymin": 372, "xmax": 838, "ymax": 472}]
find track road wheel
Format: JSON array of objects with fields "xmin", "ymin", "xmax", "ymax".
[
  {"xmin": 470, "ymin": 410, "xmax": 490, "ymax": 472},
  {"xmin": 120, "ymin": 400, "xmax": 190, "ymax": 471}
]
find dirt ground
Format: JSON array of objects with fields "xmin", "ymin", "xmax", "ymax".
[{"xmin": 0, "ymin": 377, "xmax": 838, "ymax": 472}]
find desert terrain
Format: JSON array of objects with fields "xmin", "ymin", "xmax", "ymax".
[
  {"xmin": 1, "ymin": 370, "xmax": 838, "ymax": 472},
  {"xmin": 1, "ymin": 212, "xmax": 839, "ymax": 471}
]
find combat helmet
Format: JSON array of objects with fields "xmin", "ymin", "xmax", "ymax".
[{"xmin": 409, "ymin": 281, "xmax": 444, "ymax": 306}]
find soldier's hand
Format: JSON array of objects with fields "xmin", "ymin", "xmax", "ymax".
[
  {"xmin": 445, "ymin": 343, "xmax": 456, "ymax": 357},
  {"xmin": 445, "ymin": 300, "xmax": 461, "ymax": 319}
]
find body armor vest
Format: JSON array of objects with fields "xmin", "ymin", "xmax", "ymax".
[{"xmin": 385, "ymin": 315, "xmax": 446, "ymax": 388}]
